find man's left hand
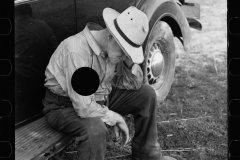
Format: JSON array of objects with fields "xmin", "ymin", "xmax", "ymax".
[{"xmin": 113, "ymin": 113, "xmax": 130, "ymax": 146}]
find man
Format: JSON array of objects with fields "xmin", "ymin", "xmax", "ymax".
[
  {"xmin": 15, "ymin": 3, "xmax": 57, "ymax": 123},
  {"xmin": 42, "ymin": 6, "xmax": 176, "ymax": 160}
]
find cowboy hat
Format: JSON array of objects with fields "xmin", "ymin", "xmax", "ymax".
[{"xmin": 103, "ymin": 6, "xmax": 149, "ymax": 64}]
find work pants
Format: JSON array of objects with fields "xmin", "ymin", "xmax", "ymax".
[{"xmin": 42, "ymin": 84, "xmax": 162, "ymax": 160}]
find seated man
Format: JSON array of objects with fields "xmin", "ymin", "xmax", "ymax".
[{"xmin": 42, "ymin": 6, "xmax": 176, "ymax": 160}]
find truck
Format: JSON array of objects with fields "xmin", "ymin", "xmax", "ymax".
[{"xmin": 15, "ymin": 0, "xmax": 202, "ymax": 159}]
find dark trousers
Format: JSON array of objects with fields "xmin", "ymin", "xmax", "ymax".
[{"xmin": 42, "ymin": 85, "xmax": 163, "ymax": 160}]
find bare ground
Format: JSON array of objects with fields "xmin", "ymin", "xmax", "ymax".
[{"xmin": 51, "ymin": 0, "xmax": 227, "ymax": 159}]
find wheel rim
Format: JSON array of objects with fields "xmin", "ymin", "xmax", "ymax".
[{"xmin": 147, "ymin": 42, "xmax": 164, "ymax": 85}]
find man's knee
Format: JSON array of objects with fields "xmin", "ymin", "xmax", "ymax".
[
  {"xmin": 136, "ymin": 85, "xmax": 157, "ymax": 113},
  {"xmin": 140, "ymin": 84, "xmax": 157, "ymax": 100},
  {"xmin": 87, "ymin": 118, "xmax": 108, "ymax": 139}
]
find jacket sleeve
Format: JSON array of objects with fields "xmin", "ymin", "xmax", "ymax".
[
  {"xmin": 62, "ymin": 41, "xmax": 117, "ymax": 126},
  {"xmin": 112, "ymin": 60, "xmax": 143, "ymax": 90}
]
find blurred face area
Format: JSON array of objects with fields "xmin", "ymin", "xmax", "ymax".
[{"xmin": 107, "ymin": 34, "xmax": 124, "ymax": 65}]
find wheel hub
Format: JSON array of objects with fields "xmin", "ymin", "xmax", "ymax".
[{"xmin": 147, "ymin": 43, "xmax": 164, "ymax": 84}]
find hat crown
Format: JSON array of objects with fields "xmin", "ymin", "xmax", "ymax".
[{"xmin": 116, "ymin": 6, "xmax": 149, "ymax": 46}]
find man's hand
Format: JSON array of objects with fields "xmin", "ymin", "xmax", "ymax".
[{"xmin": 113, "ymin": 113, "xmax": 130, "ymax": 146}]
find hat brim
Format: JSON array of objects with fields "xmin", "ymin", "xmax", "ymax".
[{"xmin": 103, "ymin": 8, "xmax": 144, "ymax": 64}]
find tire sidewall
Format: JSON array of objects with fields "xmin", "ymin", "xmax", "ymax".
[{"xmin": 143, "ymin": 20, "xmax": 176, "ymax": 104}]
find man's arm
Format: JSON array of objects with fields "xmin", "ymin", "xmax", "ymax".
[
  {"xmin": 48, "ymin": 35, "xmax": 117, "ymax": 126},
  {"xmin": 63, "ymin": 49, "xmax": 118, "ymax": 126}
]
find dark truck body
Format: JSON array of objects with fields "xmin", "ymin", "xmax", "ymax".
[{"xmin": 15, "ymin": 0, "xmax": 201, "ymax": 159}]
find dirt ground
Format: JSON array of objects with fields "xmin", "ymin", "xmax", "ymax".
[{"xmin": 51, "ymin": 0, "xmax": 227, "ymax": 159}]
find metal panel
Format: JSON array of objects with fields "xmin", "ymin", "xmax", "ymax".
[
  {"xmin": 15, "ymin": 0, "xmax": 39, "ymax": 6},
  {"xmin": 30, "ymin": 0, "xmax": 77, "ymax": 45},
  {"xmin": 15, "ymin": 0, "xmax": 77, "ymax": 123},
  {"xmin": 75, "ymin": 0, "xmax": 135, "ymax": 32},
  {"xmin": 15, "ymin": 117, "xmax": 74, "ymax": 160},
  {"xmin": 180, "ymin": 3, "xmax": 200, "ymax": 19}
]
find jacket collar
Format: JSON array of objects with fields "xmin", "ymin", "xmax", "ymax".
[{"xmin": 82, "ymin": 22, "xmax": 106, "ymax": 57}]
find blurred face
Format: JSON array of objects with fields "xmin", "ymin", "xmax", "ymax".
[{"xmin": 107, "ymin": 34, "xmax": 124, "ymax": 65}]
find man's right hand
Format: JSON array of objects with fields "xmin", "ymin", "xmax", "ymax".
[{"xmin": 113, "ymin": 112, "xmax": 130, "ymax": 146}]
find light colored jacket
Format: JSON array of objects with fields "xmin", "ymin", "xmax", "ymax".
[{"xmin": 44, "ymin": 23, "xmax": 143, "ymax": 126}]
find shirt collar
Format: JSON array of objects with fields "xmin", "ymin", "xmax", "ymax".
[{"xmin": 82, "ymin": 22, "xmax": 106, "ymax": 57}]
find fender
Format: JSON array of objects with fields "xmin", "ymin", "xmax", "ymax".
[
  {"xmin": 15, "ymin": 0, "xmax": 39, "ymax": 6},
  {"xmin": 136, "ymin": 0, "xmax": 191, "ymax": 53}
]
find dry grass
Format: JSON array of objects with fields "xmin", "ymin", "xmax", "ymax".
[{"xmin": 50, "ymin": 0, "xmax": 227, "ymax": 159}]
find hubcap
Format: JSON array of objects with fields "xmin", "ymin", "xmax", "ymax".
[{"xmin": 147, "ymin": 43, "xmax": 164, "ymax": 84}]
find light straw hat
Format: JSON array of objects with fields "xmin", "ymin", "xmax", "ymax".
[{"xmin": 103, "ymin": 6, "xmax": 149, "ymax": 64}]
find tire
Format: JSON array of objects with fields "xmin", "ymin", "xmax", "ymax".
[{"xmin": 143, "ymin": 21, "xmax": 175, "ymax": 104}]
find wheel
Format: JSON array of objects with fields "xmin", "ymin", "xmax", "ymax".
[{"xmin": 143, "ymin": 21, "xmax": 175, "ymax": 104}]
